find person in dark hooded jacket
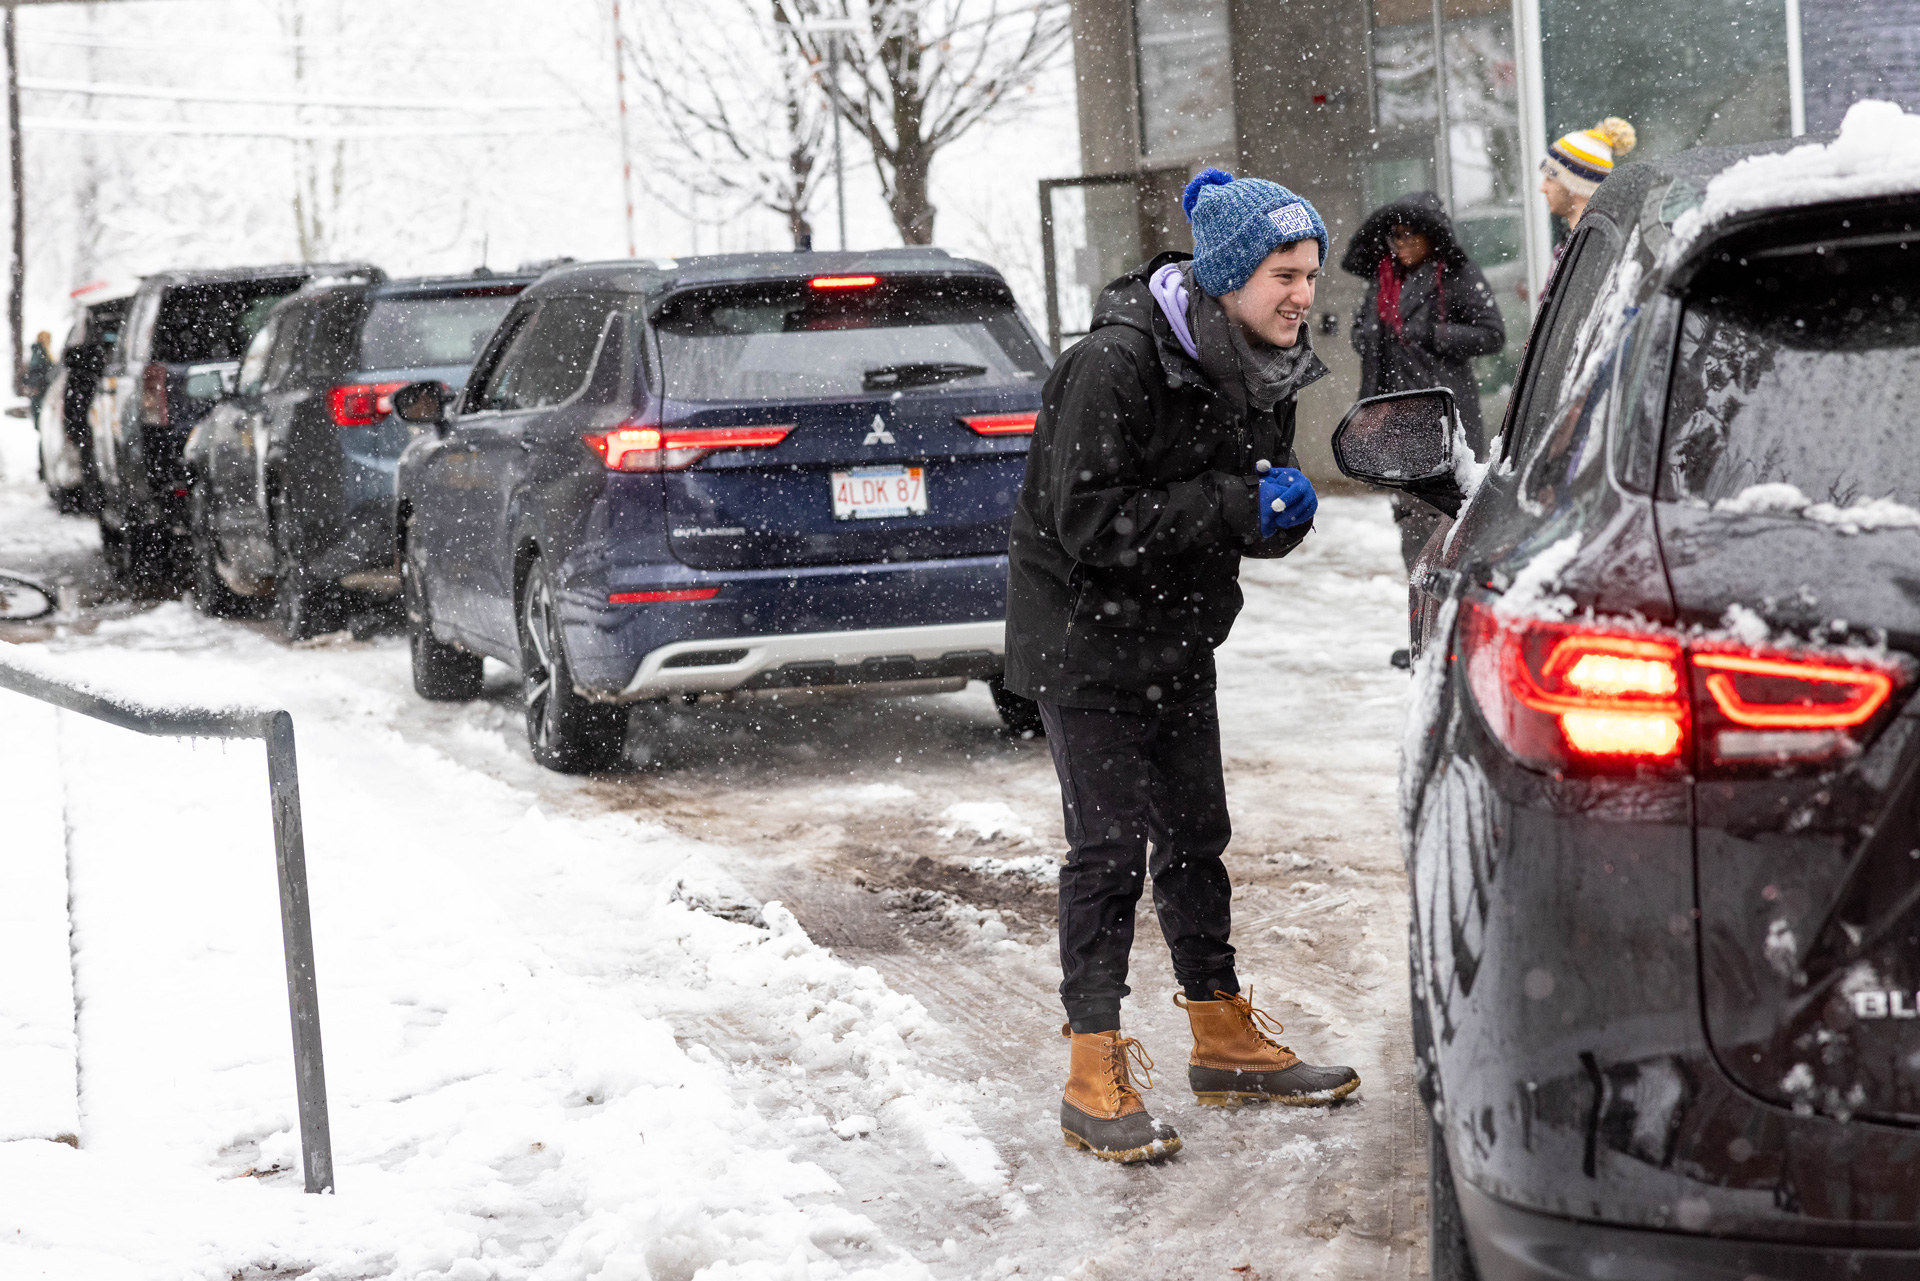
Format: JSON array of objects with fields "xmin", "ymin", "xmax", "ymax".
[
  {"xmin": 1342, "ymin": 191, "xmax": 1505, "ymax": 568},
  {"xmin": 1005, "ymin": 168, "xmax": 1360, "ymax": 1166}
]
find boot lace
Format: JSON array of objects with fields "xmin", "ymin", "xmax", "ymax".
[
  {"xmin": 1107, "ymin": 1034, "xmax": 1157, "ymax": 1106},
  {"xmin": 1216, "ymin": 989, "xmax": 1294, "ymax": 1056}
]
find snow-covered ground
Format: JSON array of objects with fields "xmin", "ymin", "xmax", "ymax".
[{"xmin": 0, "ymin": 419, "xmax": 1425, "ymax": 1280}]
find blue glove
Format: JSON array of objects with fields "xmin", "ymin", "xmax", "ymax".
[{"xmin": 1258, "ymin": 466, "xmax": 1317, "ymax": 536}]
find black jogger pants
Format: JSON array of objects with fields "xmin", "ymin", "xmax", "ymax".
[{"xmin": 1038, "ymin": 686, "xmax": 1239, "ymax": 1033}]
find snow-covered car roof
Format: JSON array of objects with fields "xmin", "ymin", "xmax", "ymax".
[{"xmin": 1663, "ymin": 100, "xmax": 1920, "ymax": 262}]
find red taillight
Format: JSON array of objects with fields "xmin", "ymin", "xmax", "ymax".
[
  {"xmin": 961, "ymin": 411, "xmax": 1038, "ymax": 436},
  {"xmin": 584, "ymin": 422, "xmax": 792, "ymax": 471},
  {"xmin": 1461, "ymin": 599, "xmax": 1687, "ymax": 772},
  {"xmin": 1692, "ymin": 650, "xmax": 1898, "ymax": 766},
  {"xmin": 328, "ymin": 382, "xmax": 410, "ymax": 428},
  {"xmin": 139, "ymin": 361, "xmax": 169, "ymax": 427},
  {"xmin": 1459, "ymin": 596, "xmax": 1909, "ymax": 775},
  {"xmin": 608, "ymin": 588, "xmax": 721, "ymax": 604},
  {"xmin": 808, "ymin": 274, "xmax": 879, "ymax": 290}
]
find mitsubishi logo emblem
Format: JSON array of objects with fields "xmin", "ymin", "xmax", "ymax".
[{"xmin": 862, "ymin": 414, "xmax": 896, "ymax": 446}]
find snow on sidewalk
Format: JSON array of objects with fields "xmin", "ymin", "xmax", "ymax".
[{"xmin": 0, "ymin": 628, "xmax": 1009, "ymax": 1279}]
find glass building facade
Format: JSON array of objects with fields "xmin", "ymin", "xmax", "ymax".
[{"xmin": 1052, "ymin": 0, "xmax": 1919, "ymax": 479}]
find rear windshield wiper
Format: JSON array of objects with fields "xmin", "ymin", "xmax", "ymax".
[{"xmin": 862, "ymin": 361, "xmax": 987, "ymax": 391}]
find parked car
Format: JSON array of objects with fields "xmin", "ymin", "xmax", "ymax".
[
  {"xmin": 392, "ymin": 249, "xmax": 1050, "ymax": 771},
  {"xmin": 183, "ymin": 270, "xmax": 533, "ymax": 638},
  {"xmin": 37, "ymin": 290, "xmax": 131, "ymax": 513},
  {"xmin": 89, "ymin": 263, "xmax": 378, "ymax": 584},
  {"xmin": 1336, "ymin": 141, "xmax": 1920, "ymax": 1277}
]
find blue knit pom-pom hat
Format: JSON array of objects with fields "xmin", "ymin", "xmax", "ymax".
[{"xmin": 1181, "ymin": 168, "xmax": 1329, "ymax": 297}]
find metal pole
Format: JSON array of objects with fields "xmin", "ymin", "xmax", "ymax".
[
  {"xmin": 1038, "ymin": 179, "xmax": 1061, "ymax": 354},
  {"xmin": 1430, "ymin": 0, "xmax": 1452, "ymax": 212},
  {"xmin": 0, "ymin": 658, "xmax": 335, "ymax": 1195},
  {"xmin": 7, "ymin": 4, "xmax": 23, "ymax": 396},
  {"xmin": 264, "ymin": 711, "xmax": 332, "ymax": 1195},
  {"xmin": 829, "ymin": 35, "xmax": 846, "ymax": 250},
  {"xmin": 1511, "ymin": 0, "xmax": 1550, "ymax": 304},
  {"xmin": 1785, "ymin": 0, "xmax": 1806, "ymax": 137},
  {"xmin": 611, "ymin": 0, "xmax": 637, "ymax": 257}
]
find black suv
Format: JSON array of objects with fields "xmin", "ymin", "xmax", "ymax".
[
  {"xmin": 184, "ymin": 271, "xmax": 531, "ymax": 638},
  {"xmin": 1340, "ymin": 141, "xmax": 1920, "ymax": 1278},
  {"xmin": 89, "ymin": 263, "xmax": 377, "ymax": 584}
]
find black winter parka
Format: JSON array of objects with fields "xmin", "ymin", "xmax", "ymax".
[
  {"xmin": 1343, "ymin": 192, "xmax": 1506, "ymax": 452},
  {"xmin": 1004, "ymin": 253, "xmax": 1324, "ymax": 713}
]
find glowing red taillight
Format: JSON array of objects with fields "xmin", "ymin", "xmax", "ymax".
[
  {"xmin": 1692, "ymin": 650, "xmax": 1898, "ymax": 766},
  {"xmin": 961, "ymin": 411, "xmax": 1038, "ymax": 436},
  {"xmin": 328, "ymin": 382, "xmax": 409, "ymax": 427},
  {"xmin": 608, "ymin": 587, "xmax": 721, "ymax": 604},
  {"xmin": 1461, "ymin": 600, "xmax": 1687, "ymax": 772},
  {"xmin": 1459, "ymin": 596, "xmax": 1909, "ymax": 775},
  {"xmin": 808, "ymin": 274, "xmax": 879, "ymax": 290},
  {"xmin": 584, "ymin": 422, "xmax": 792, "ymax": 471}
]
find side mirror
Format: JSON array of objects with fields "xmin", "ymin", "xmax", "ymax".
[
  {"xmin": 1332, "ymin": 387, "xmax": 1466, "ymax": 518},
  {"xmin": 392, "ymin": 380, "xmax": 452, "ymax": 429}
]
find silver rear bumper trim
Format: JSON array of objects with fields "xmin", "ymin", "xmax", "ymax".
[{"xmin": 616, "ymin": 619, "xmax": 1006, "ymax": 702}]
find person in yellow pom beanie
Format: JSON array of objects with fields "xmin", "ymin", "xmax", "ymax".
[{"xmin": 1539, "ymin": 117, "xmax": 1636, "ymax": 230}]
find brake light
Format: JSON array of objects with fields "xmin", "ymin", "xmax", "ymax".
[
  {"xmin": 328, "ymin": 382, "xmax": 410, "ymax": 428},
  {"xmin": 1460, "ymin": 599, "xmax": 1686, "ymax": 772},
  {"xmin": 962, "ymin": 411, "xmax": 1038, "ymax": 436},
  {"xmin": 584, "ymin": 422, "xmax": 792, "ymax": 471},
  {"xmin": 1692, "ymin": 650, "xmax": 1898, "ymax": 765},
  {"xmin": 1459, "ymin": 596, "xmax": 1909, "ymax": 775},
  {"xmin": 608, "ymin": 588, "xmax": 721, "ymax": 604},
  {"xmin": 139, "ymin": 361, "xmax": 169, "ymax": 427},
  {"xmin": 809, "ymin": 274, "xmax": 879, "ymax": 290}
]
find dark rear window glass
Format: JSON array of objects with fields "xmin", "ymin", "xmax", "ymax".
[
  {"xmin": 356, "ymin": 289, "xmax": 522, "ymax": 370},
  {"xmin": 1661, "ymin": 237, "xmax": 1920, "ymax": 509},
  {"xmin": 650, "ymin": 277, "xmax": 1048, "ymax": 401},
  {"xmin": 151, "ymin": 278, "xmax": 306, "ymax": 363}
]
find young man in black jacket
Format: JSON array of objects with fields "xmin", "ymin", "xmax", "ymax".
[{"xmin": 1006, "ymin": 169, "xmax": 1360, "ymax": 1163}]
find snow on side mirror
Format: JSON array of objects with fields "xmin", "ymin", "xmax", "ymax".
[
  {"xmin": 1332, "ymin": 388, "xmax": 1466, "ymax": 518},
  {"xmin": 392, "ymin": 380, "xmax": 451, "ymax": 428}
]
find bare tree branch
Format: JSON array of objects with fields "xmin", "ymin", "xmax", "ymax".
[
  {"xmin": 624, "ymin": 0, "xmax": 830, "ymax": 249},
  {"xmin": 788, "ymin": 0, "xmax": 1069, "ymax": 244}
]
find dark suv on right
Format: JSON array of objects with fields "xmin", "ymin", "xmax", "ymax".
[
  {"xmin": 1335, "ymin": 137, "xmax": 1920, "ymax": 1278},
  {"xmin": 90, "ymin": 263, "xmax": 377, "ymax": 583}
]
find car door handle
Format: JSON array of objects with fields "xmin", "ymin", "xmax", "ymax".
[{"xmin": 1418, "ymin": 566, "xmax": 1464, "ymax": 596}]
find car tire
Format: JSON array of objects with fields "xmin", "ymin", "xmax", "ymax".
[
  {"xmin": 518, "ymin": 557, "xmax": 627, "ymax": 773},
  {"xmin": 987, "ymin": 674, "xmax": 1045, "ymax": 738},
  {"xmin": 188, "ymin": 480, "xmax": 253, "ymax": 619},
  {"xmin": 402, "ymin": 532, "xmax": 482, "ymax": 701},
  {"xmin": 270, "ymin": 489, "xmax": 327, "ymax": 641},
  {"xmin": 1429, "ymin": 1111, "xmax": 1484, "ymax": 1281}
]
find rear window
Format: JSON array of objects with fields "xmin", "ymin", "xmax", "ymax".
[
  {"xmin": 650, "ymin": 277, "xmax": 1048, "ymax": 401},
  {"xmin": 356, "ymin": 289, "xmax": 522, "ymax": 370},
  {"xmin": 1661, "ymin": 236, "xmax": 1920, "ymax": 508},
  {"xmin": 151, "ymin": 278, "xmax": 306, "ymax": 363}
]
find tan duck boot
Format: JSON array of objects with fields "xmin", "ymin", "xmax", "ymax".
[
  {"xmin": 1180, "ymin": 989, "xmax": 1361, "ymax": 1106},
  {"xmin": 1059, "ymin": 1025, "xmax": 1182, "ymax": 1162}
]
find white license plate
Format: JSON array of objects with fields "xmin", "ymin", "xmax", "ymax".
[{"xmin": 831, "ymin": 465, "xmax": 927, "ymax": 520}]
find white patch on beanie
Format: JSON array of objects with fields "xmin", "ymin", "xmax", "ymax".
[{"xmin": 1267, "ymin": 203, "xmax": 1314, "ymax": 239}]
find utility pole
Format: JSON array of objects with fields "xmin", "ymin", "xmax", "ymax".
[
  {"xmin": 610, "ymin": 0, "xmax": 636, "ymax": 257},
  {"xmin": 8, "ymin": 4, "xmax": 23, "ymax": 395},
  {"xmin": 828, "ymin": 34, "xmax": 845, "ymax": 250}
]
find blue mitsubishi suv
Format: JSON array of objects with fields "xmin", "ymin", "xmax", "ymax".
[{"xmin": 392, "ymin": 250, "xmax": 1050, "ymax": 771}]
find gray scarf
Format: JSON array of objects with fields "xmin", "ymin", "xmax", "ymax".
[{"xmin": 1182, "ymin": 262, "xmax": 1323, "ymax": 414}]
